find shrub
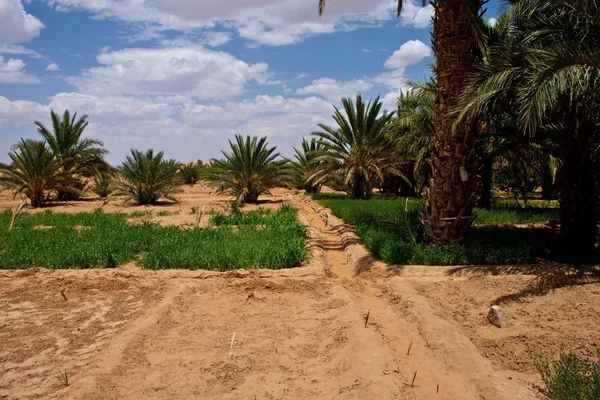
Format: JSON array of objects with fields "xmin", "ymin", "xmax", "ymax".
[
  {"xmin": 179, "ymin": 162, "xmax": 204, "ymax": 185},
  {"xmin": 90, "ymin": 172, "xmax": 115, "ymax": 198},
  {"xmin": 536, "ymin": 352, "xmax": 600, "ymax": 400},
  {"xmin": 116, "ymin": 149, "xmax": 182, "ymax": 205}
]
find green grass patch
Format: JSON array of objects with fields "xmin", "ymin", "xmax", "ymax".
[
  {"xmin": 0, "ymin": 207, "xmax": 306, "ymax": 270},
  {"xmin": 315, "ymin": 195, "xmax": 565, "ymax": 265},
  {"xmin": 210, "ymin": 203, "xmax": 297, "ymax": 226}
]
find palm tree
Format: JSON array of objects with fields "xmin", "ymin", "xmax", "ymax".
[
  {"xmin": 459, "ymin": 0, "xmax": 600, "ymax": 260},
  {"xmin": 320, "ymin": 0, "xmax": 487, "ymax": 244},
  {"xmin": 292, "ymin": 138, "xmax": 325, "ymax": 194},
  {"xmin": 117, "ymin": 149, "xmax": 182, "ymax": 205},
  {"xmin": 206, "ymin": 135, "xmax": 292, "ymax": 204},
  {"xmin": 311, "ymin": 95, "xmax": 395, "ymax": 199},
  {"xmin": 35, "ymin": 110, "xmax": 108, "ymax": 200},
  {"xmin": 0, "ymin": 139, "xmax": 79, "ymax": 208}
]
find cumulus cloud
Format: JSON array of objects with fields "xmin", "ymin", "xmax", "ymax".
[
  {"xmin": 0, "ymin": 0, "xmax": 44, "ymax": 43},
  {"xmin": 374, "ymin": 39, "xmax": 431, "ymax": 89},
  {"xmin": 0, "ymin": 55, "xmax": 39, "ymax": 83},
  {"xmin": 384, "ymin": 39, "xmax": 432, "ymax": 69},
  {"xmin": 0, "ymin": 92, "xmax": 333, "ymax": 164},
  {"xmin": 67, "ymin": 46, "xmax": 271, "ymax": 98},
  {"xmin": 399, "ymin": 1, "xmax": 433, "ymax": 28},
  {"xmin": 47, "ymin": 0, "xmax": 396, "ymax": 46},
  {"xmin": 46, "ymin": 62, "xmax": 60, "ymax": 71},
  {"xmin": 296, "ymin": 78, "xmax": 373, "ymax": 102}
]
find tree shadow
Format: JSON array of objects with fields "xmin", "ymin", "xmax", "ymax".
[{"xmin": 447, "ymin": 263, "xmax": 600, "ymax": 305}]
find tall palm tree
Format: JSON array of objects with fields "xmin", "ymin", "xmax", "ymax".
[
  {"xmin": 0, "ymin": 139, "xmax": 79, "ymax": 208},
  {"xmin": 320, "ymin": 0, "xmax": 486, "ymax": 244},
  {"xmin": 311, "ymin": 95, "xmax": 395, "ymax": 199},
  {"xmin": 35, "ymin": 110, "xmax": 108, "ymax": 200},
  {"xmin": 207, "ymin": 135, "xmax": 292, "ymax": 204},
  {"xmin": 292, "ymin": 138, "xmax": 325, "ymax": 194},
  {"xmin": 459, "ymin": 0, "xmax": 600, "ymax": 261}
]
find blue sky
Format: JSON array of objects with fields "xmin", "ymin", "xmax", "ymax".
[{"xmin": 0, "ymin": 0, "xmax": 502, "ymax": 164}]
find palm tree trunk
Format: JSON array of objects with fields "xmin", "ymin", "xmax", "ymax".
[
  {"xmin": 558, "ymin": 131, "xmax": 597, "ymax": 262},
  {"xmin": 479, "ymin": 156, "xmax": 493, "ymax": 210},
  {"xmin": 423, "ymin": 0, "xmax": 483, "ymax": 245},
  {"xmin": 352, "ymin": 170, "xmax": 366, "ymax": 199}
]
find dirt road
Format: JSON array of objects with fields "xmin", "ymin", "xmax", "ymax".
[{"xmin": 2, "ymin": 192, "xmax": 598, "ymax": 399}]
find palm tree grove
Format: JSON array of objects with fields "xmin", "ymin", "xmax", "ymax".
[{"xmin": 0, "ymin": 1, "xmax": 598, "ymax": 399}]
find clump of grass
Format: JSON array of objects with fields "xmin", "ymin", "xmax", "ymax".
[
  {"xmin": 536, "ymin": 352, "xmax": 600, "ymax": 400},
  {"xmin": 0, "ymin": 208, "xmax": 306, "ymax": 270},
  {"xmin": 156, "ymin": 211, "xmax": 170, "ymax": 217},
  {"xmin": 476, "ymin": 208, "xmax": 558, "ymax": 225},
  {"xmin": 211, "ymin": 203, "xmax": 297, "ymax": 227}
]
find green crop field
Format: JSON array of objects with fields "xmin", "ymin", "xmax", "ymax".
[
  {"xmin": 0, "ymin": 206, "xmax": 306, "ymax": 270},
  {"xmin": 314, "ymin": 194, "xmax": 570, "ymax": 265}
]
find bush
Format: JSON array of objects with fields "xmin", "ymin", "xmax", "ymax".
[
  {"xmin": 178, "ymin": 162, "xmax": 204, "ymax": 185},
  {"xmin": 90, "ymin": 172, "xmax": 115, "ymax": 198},
  {"xmin": 117, "ymin": 149, "xmax": 182, "ymax": 205},
  {"xmin": 536, "ymin": 352, "xmax": 600, "ymax": 400}
]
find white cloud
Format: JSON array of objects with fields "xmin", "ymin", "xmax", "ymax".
[
  {"xmin": 488, "ymin": 18, "xmax": 497, "ymax": 27},
  {"xmin": 46, "ymin": 62, "xmax": 60, "ymax": 71},
  {"xmin": 203, "ymin": 31, "xmax": 231, "ymax": 47},
  {"xmin": 374, "ymin": 39, "xmax": 431, "ymax": 89},
  {"xmin": 47, "ymin": 0, "xmax": 397, "ymax": 46},
  {"xmin": 0, "ymin": 43, "xmax": 45, "ymax": 59},
  {"xmin": 384, "ymin": 39, "xmax": 431, "ymax": 69},
  {"xmin": 0, "ymin": 92, "xmax": 334, "ymax": 164},
  {"xmin": 0, "ymin": 55, "xmax": 39, "ymax": 83},
  {"xmin": 399, "ymin": 1, "xmax": 433, "ymax": 29},
  {"xmin": 297, "ymin": 78, "xmax": 373, "ymax": 102},
  {"xmin": 67, "ymin": 46, "xmax": 270, "ymax": 98},
  {"xmin": 0, "ymin": 0, "xmax": 44, "ymax": 43}
]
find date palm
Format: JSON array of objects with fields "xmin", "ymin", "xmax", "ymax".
[
  {"xmin": 117, "ymin": 149, "xmax": 182, "ymax": 205},
  {"xmin": 320, "ymin": 0, "xmax": 486, "ymax": 244},
  {"xmin": 292, "ymin": 138, "xmax": 325, "ymax": 194},
  {"xmin": 0, "ymin": 139, "xmax": 79, "ymax": 207},
  {"xmin": 311, "ymin": 95, "xmax": 395, "ymax": 199},
  {"xmin": 35, "ymin": 110, "xmax": 108, "ymax": 200},
  {"xmin": 207, "ymin": 135, "xmax": 292, "ymax": 204},
  {"xmin": 459, "ymin": 0, "xmax": 600, "ymax": 260}
]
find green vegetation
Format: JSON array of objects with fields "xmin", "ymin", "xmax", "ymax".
[
  {"xmin": 35, "ymin": 110, "xmax": 109, "ymax": 201},
  {"xmin": 206, "ymin": 135, "xmax": 292, "ymax": 204},
  {"xmin": 0, "ymin": 139, "xmax": 80, "ymax": 208},
  {"xmin": 116, "ymin": 149, "xmax": 182, "ymax": 205},
  {"xmin": 90, "ymin": 171, "xmax": 115, "ymax": 198},
  {"xmin": 536, "ymin": 352, "xmax": 600, "ymax": 400},
  {"xmin": 0, "ymin": 207, "xmax": 306, "ymax": 270},
  {"xmin": 315, "ymin": 195, "xmax": 566, "ymax": 265},
  {"xmin": 291, "ymin": 138, "xmax": 325, "ymax": 194},
  {"xmin": 311, "ymin": 95, "xmax": 395, "ymax": 199},
  {"xmin": 210, "ymin": 203, "xmax": 297, "ymax": 226},
  {"xmin": 178, "ymin": 162, "xmax": 205, "ymax": 185}
]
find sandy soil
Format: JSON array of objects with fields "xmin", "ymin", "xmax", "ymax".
[{"xmin": 0, "ymin": 185, "xmax": 598, "ymax": 399}]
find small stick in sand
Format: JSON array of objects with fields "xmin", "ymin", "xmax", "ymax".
[
  {"xmin": 60, "ymin": 288, "xmax": 67, "ymax": 301},
  {"xmin": 228, "ymin": 332, "xmax": 236, "ymax": 360},
  {"xmin": 365, "ymin": 310, "xmax": 370, "ymax": 328},
  {"xmin": 406, "ymin": 341, "xmax": 413, "ymax": 355}
]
